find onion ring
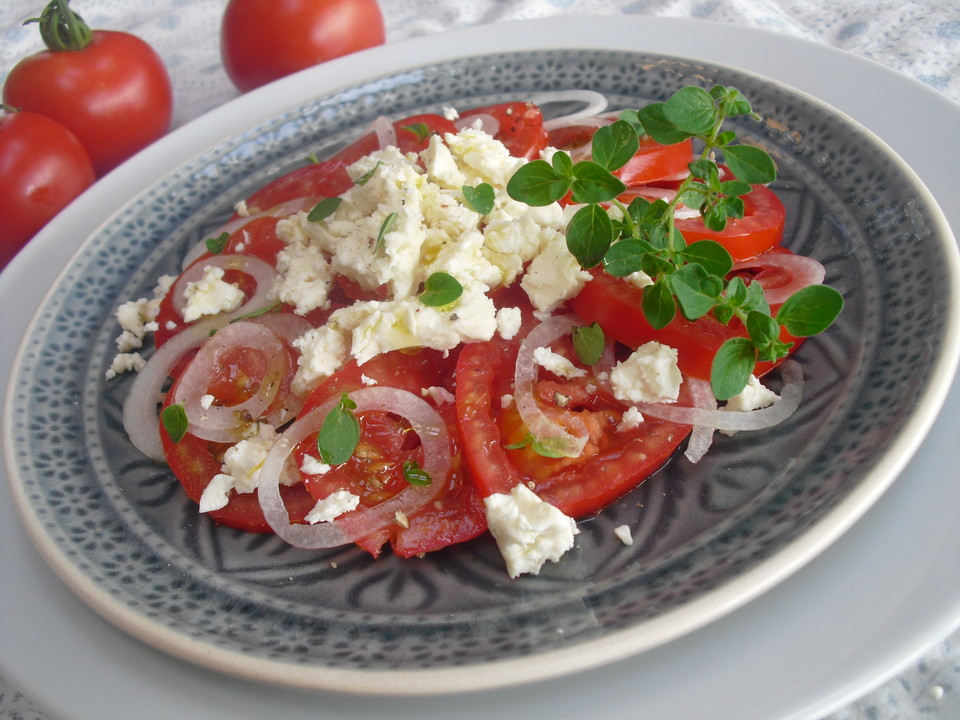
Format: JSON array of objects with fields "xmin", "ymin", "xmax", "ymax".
[
  {"xmin": 170, "ymin": 254, "xmax": 278, "ymax": 323},
  {"xmin": 532, "ymin": 90, "xmax": 609, "ymax": 131},
  {"xmin": 733, "ymin": 253, "xmax": 826, "ymax": 305},
  {"xmin": 257, "ymin": 386, "xmax": 452, "ymax": 549},
  {"xmin": 683, "ymin": 377, "xmax": 717, "ymax": 463}
]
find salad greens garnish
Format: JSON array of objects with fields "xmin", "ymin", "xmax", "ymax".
[
  {"xmin": 307, "ymin": 197, "xmax": 342, "ymax": 223},
  {"xmin": 401, "ymin": 122, "xmax": 432, "ymax": 142},
  {"xmin": 317, "ymin": 393, "xmax": 360, "ymax": 465},
  {"xmin": 571, "ymin": 322, "xmax": 605, "ymax": 366},
  {"xmin": 462, "ymin": 182, "xmax": 495, "ymax": 215},
  {"xmin": 355, "ymin": 160, "xmax": 382, "ymax": 186},
  {"xmin": 374, "ymin": 212, "xmax": 397, "ymax": 254},
  {"xmin": 507, "ymin": 83, "xmax": 843, "ymax": 400},
  {"xmin": 205, "ymin": 231, "xmax": 230, "ymax": 255},
  {"xmin": 419, "ymin": 271, "xmax": 463, "ymax": 307},
  {"xmin": 161, "ymin": 403, "xmax": 189, "ymax": 443},
  {"xmin": 402, "ymin": 459, "xmax": 432, "ymax": 487}
]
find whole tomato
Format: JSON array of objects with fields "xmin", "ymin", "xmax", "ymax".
[
  {"xmin": 3, "ymin": 0, "xmax": 173, "ymax": 175},
  {"xmin": 0, "ymin": 109, "xmax": 96, "ymax": 268},
  {"xmin": 221, "ymin": 0, "xmax": 386, "ymax": 93}
]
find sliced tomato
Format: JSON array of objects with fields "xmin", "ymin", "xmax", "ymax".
[
  {"xmin": 460, "ymin": 101, "xmax": 548, "ymax": 159},
  {"xmin": 568, "ymin": 257, "xmax": 804, "ymax": 381},
  {"xmin": 326, "ymin": 113, "xmax": 458, "ymax": 167},
  {"xmin": 548, "ymin": 122, "xmax": 694, "ymax": 186},
  {"xmin": 300, "ymin": 349, "xmax": 486, "ymax": 557},
  {"xmin": 455, "ymin": 329, "xmax": 691, "ymax": 518},
  {"xmin": 238, "ymin": 160, "xmax": 353, "ymax": 216},
  {"xmin": 673, "ymin": 183, "xmax": 785, "ymax": 260}
]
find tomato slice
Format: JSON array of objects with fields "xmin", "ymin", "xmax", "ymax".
[
  {"xmin": 548, "ymin": 123, "xmax": 694, "ymax": 186},
  {"xmin": 673, "ymin": 183, "xmax": 785, "ymax": 260},
  {"xmin": 455, "ymin": 329, "xmax": 690, "ymax": 519},
  {"xmin": 300, "ymin": 349, "xmax": 486, "ymax": 557},
  {"xmin": 240, "ymin": 160, "xmax": 353, "ymax": 216},
  {"xmin": 460, "ymin": 101, "xmax": 548, "ymax": 159},
  {"xmin": 568, "ymin": 254, "xmax": 804, "ymax": 381}
]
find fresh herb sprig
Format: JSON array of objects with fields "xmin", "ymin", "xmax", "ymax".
[{"xmin": 507, "ymin": 84, "xmax": 843, "ymax": 400}]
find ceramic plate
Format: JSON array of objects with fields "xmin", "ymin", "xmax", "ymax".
[{"xmin": 4, "ymin": 23, "xmax": 959, "ymax": 697}]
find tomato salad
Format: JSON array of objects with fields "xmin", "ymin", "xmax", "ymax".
[{"xmin": 108, "ymin": 88, "xmax": 841, "ymax": 578}]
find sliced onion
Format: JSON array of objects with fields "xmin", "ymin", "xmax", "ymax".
[
  {"xmin": 372, "ymin": 115, "xmax": 397, "ymax": 150},
  {"xmin": 733, "ymin": 253, "xmax": 826, "ymax": 305},
  {"xmin": 172, "ymin": 321, "xmax": 290, "ymax": 443},
  {"xmin": 683, "ymin": 377, "xmax": 717, "ymax": 463},
  {"xmin": 257, "ymin": 386, "xmax": 452, "ymax": 549},
  {"xmin": 514, "ymin": 315, "xmax": 589, "ymax": 458},
  {"xmin": 122, "ymin": 317, "xmax": 223, "ymax": 461},
  {"xmin": 455, "ymin": 112, "xmax": 499, "ymax": 136},
  {"xmin": 532, "ymin": 90, "xmax": 609, "ymax": 131},
  {"xmin": 636, "ymin": 360, "xmax": 803, "ymax": 433},
  {"xmin": 170, "ymin": 254, "xmax": 278, "ymax": 323},
  {"xmin": 181, "ymin": 197, "xmax": 318, "ymax": 270}
]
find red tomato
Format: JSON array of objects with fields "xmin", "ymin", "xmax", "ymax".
[
  {"xmin": 4, "ymin": 3, "xmax": 172, "ymax": 175},
  {"xmin": 301, "ymin": 350, "xmax": 487, "ymax": 557},
  {"xmin": 674, "ymin": 184, "xmax": 785, "ymax": 261},
  {"xmin": 460, "ymin": 101, "xmax": 549, "ymax": 159},
  {"xmin": 568, "ymin": 257, "xmax": 803, "ymax": 381},
  {"xmin": 239, "ymin": 161, "xmax": 353, "ymax": 216},
  {"xmin": 455, "ymin": 331, "xmax": 691, "ymax": 518},
  {"xmin": 549, "ymin": 123, "xmax": 694, "ymax": 185},
  {"xmin": 0, "ymin": 110, "xmax": 96, "ymax": 267},
  {"xmin": 221, "ymin": 0, "xmax": 386, "ymax": 93}
]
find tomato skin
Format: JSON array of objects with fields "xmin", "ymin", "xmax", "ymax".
[
  {"xmin": 460, "ymin": 101, "xmax": 548, "ymax": 159},
  {"xmin": 221, "ymin": 0, "xmax": 386, "ymax": 93},
  {"xmin": 4, "ymin": 31, "xmax": 173, "ymax": 176},
  {"xmin": 0, "ymin": 111, "xmax": 96, "ymax": 266}
]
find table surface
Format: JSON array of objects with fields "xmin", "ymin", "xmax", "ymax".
[{"xmin": 1, "ymin": 1, "xmax": 959, "ymax": 719}]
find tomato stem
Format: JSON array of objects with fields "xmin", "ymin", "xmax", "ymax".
[{"xmin": 24, "ymin": 0, "xmax": 92, "ymax": 52}]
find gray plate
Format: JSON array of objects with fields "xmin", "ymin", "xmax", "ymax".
[{"xmin": 5, "ymin": 49, "xmax": 958, "ymax": 694}]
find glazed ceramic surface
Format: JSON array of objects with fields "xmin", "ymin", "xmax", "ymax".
[{"xmin": 5, "ymin": 47, "xmax": 958, "ymax": 693}]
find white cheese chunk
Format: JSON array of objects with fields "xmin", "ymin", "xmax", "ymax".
[
  {"xmin": 532, "ymin": 346, "xmax": 587, "ymax": 379},
  {"xmin": 305, "ymin": 490, "xmax": 360, "ymax": 524},
  {"xmin": 610, "ymin": 341, "xmax": 682, "ymax": 405},
  {"xmin": 483, "ymin": 484, "xmax": 579, "ymax": 578},
  {"xmin": 181, "ymin": 265, "xmax": 245, "ymax": 322}
]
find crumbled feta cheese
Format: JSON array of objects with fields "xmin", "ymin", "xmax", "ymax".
[
  {"xmin": 521, "ymin": 232, "xmax": 592, "ymax": 313},
  {"xmin": 422, "ymin": 134, "xmax": 465, "ymax": 189},
  {"xmin": 614, "ymin": 525, "xmax": 634, "ymax": 546},
  {"xmin": 300, "ymin": 454, "xmax": 331, "ymax": 476},
  {"xmin": 272, "ymin": 240, "xmax": 334, "ymax": 316},
  {"xmin": 200, "ymin": 394, "xmax": 215, "ymax": 410},
  {"xmin": 495, "ymin": 306, "xmax": 522, "ymax": 340},
  {"xmin": 533, "ymin": 346, "xmax": 587, "ymax": 379},
  {"xmin": 198, "ymin": 424, "xmax": 279, "ymax": 512},
  {"xmin": 291, "ymin": 325, "xmax": 349, "ymax": 395},
  {"xmin": 422, "ymin": 386, "xmax": 456, "ymax": 405},
  {"xmin": 394, "ymin": 510, "xmax": 410, "ymax": 529},
  {"xmin": 610, "ymin": 341, "xmax": 682, "ymax": 404},
  {"xmin": 360, "ymin": 374, "xmax": 377, "ymax": 386},
  {"xmin": 182, "ymin": 265, "xmax": 245, "ymax": 322},
  {"xmin": 483, "ymin": 483, "xmax": 579, "ymax": 578},
  {"xmin": 104, "ymin": 352, "xmax": 146, "ymax": 380},
  {"xmin": 617, "ymin": 406, "xmax": 645, "ymax": 432},
  {"xmin": 501, "ymin": 394, "xmax": 514, "ymax": 409},
  {"xmin": 305, "ymin": 490, "xmax": 360, "ymax": 524},
  {"xmin": 625, "ymin": 270, "xmax": 654, "ymax": 289},
  {"xmin": 724, "ymin": 375, "xmax": 780, "ymax": 412}
]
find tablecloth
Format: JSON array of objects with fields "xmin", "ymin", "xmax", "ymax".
[{"xmin": 1, "ymin": 1, "xmax": 958, "ymax": 718}]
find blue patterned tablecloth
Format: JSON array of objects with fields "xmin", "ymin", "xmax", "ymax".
[{"xmin": 1, "ymin": 2, "xmax": 958, "ymax": 719}]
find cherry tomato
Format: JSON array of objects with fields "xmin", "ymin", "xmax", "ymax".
[
  {"xmin": 3, "ymin": 2, "xmax": 173, "ymax": 175},
  {"xmin": 221, "ymin": 0, "xmax": 386, "ymax": 93},
  {"xmin": 0, "ymin": 110, "xmax": 96, "ymax": 267},
  {"xmin": 455, "ymin": 327, "xmax": 691, "ymax": 518}
]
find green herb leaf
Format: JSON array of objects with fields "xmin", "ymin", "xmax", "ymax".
[
  {"xmin": 503, "ymin": 432, "xmax": 569, "ymax": 459},
  {"xmin": 711, "ymin": 337, "xmax": 757, "ymax": 401},
  {"xmin": 566, "ymin": 203, "xmax": 614, "ymax": 268},
  {"xmin": 745, "ymin": 309, "xmax": 781, "ymax": 350},
  {"xmin": 641, "ymin": 277, "xmax": 677, "ymax": 330},
  {"xmin": 670, "ymin": 263, "xmax": 724, "ymax": 319},
  {"xmin": 570, "ymin": 161, "xmax": 626, "ymax": 203},
  {"xmin": 161, "ymin": 404, "xmax": 189, "ymax": 444},
  {"xmin": 507, "ymin": 160, "xmax": 570, "ymax": 206},
  {"xmin": 420, "ymin": 271, "xmax": 463, "ymax": 307},
  {"xmin": 229, "ymin": 302, "xmax": 282, "ymax": 323},
  {"xmin": 401, "ymin": 122, "xmax": 431, "ymax": 141},
  {"xmin": 617, "ymin": 108, "xmax": 645, "ymax": 136},
  {"xmin": 317, "ymin": 393, "xmax": 360, "ymax": 466},
  {"xmin": 723, "ymin": 144, "xmax": 777, "ymax": 184},
  {"xmin": 402, "ymin": 459, "xmax": 432, "ymax": 486},
  {"xmin": 355, "ymin": 160, "xmax": 382, "ymax": 186},
  {"xmin": 205, "ymin": 232, "xmax": 230, "ymax": 255},
  {"xmin": 636, "ymin": 103, "xmax": 695, "ymax": 145},
  {"xmin": 552, "ymin": 150, "xmax": 575, "ymax": 178},
  {"xmin": 680, "ymin": 240, "xmax": 733, "ymax": 277},
  {"xmin": 776, "ymin": 284, "xmax": 844, "ymax": 337},
  {"xmin": 375, "ymin": 212, "xmax": 397, "ymax": 254},
  {"xmin": 307, "ymin": 197, "xmax": 342, "ymax": 223},
  {"xmin": 603, "ymin": 237, "xmax": 653, "ymax": 277},
  {"xmin": 663, "ymin": 85, "xmax": 718, "ymax": 136},
  {"xmin": 462, "ymin": 182, "xmax": 495, "ymax": 215},
  {"xmin": 572, "ymin": 322, "xmax": 605, "ymax": 365},
  {"xmin": 591, "ymin": 120, "xmax": 640, "ymax": 171}
]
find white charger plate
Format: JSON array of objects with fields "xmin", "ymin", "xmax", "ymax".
[{"xmin": 2, "ymin": 16, "xmax": 959, "ymax": 719}]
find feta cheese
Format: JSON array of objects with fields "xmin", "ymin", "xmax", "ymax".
[
  {"xmin": 617, "ymin": 406, "xmax": 645, "ymax": 432},
  {"xmin": 495, "ymin": 306, "xmax": 522, "ymax": 340},
  {"xmin": 483, "ymin": 483, "xmax": 579, "ymax": 578},
  {"xmin": 533, "ymin": 346, "xmax": 587, "ymax": 379},
  {"xmin": 724, "ymin": 375, "xmax": 780, "ymax": 412},
  {"xmin": 291, "ymin": 325, "xmax": 349, "ymax": 395},
  {"xmin": 610, "ymin": 342, "xmax": 682, "ymax": 405},
  {"xmin": 614, "ymin": 525, "xmax": 634, "ymax": 546},
  {"xmin": 104, "ymin": 352, "xmax": 146, "ymax": 380},
  {"xmin": 181, "ymin": 265, "xmax": 245, "ymax": 322},
  {"xmin": 521, "ymin": 232, "xmax": 592, "ymax": 313},
  {"xmin": 272, "ymin": 240, "xmax": 334, "ymax": 316},
  {"xmin": 422, "ymin": 386, "xmax": 456, "ymax": 405},
  {"xmin": 198, "ymin": 424, "xmax": 279, "ymax": 512},
  {"xmin": 305, "ymin": 490, "xmax": 360, "ymax": 524},
  {"xmin": 300, "ymin": 454, "xmax": 332, "ymax": 476}
]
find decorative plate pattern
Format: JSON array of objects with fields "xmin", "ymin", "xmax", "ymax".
[{"xmin": 5, "ymin": 49, "xmax": 957, "ymax": 692}]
